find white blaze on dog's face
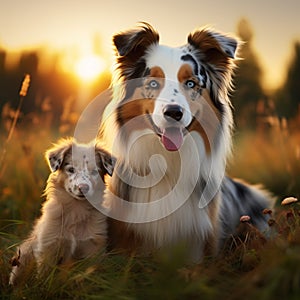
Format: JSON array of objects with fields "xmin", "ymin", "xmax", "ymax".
[
  {"xmin": 113, "ymin": 23, "xmax": 238, "ymax": 152},
  {"xmin": 144, "ymin": 45, "xmax": 203, "ymax": 151},
  {"xmin": 46, "ymin": 138, "xmax": 115, "ymax": 200}
]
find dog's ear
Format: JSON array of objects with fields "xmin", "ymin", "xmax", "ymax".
[
  {"xmin": 95, "ymin": 145, "xmax": 116, "ymax": 177},
  {"xmin": 113, "ymin": 22, "xmax": 159, "ymax": 58},
  {"xmin": 188, "ymin": 27, "xmax": 238, "ymax": 65},
  {"xmin": 45, "ymin": 138, "xmax": 73, "ymax": 172}
]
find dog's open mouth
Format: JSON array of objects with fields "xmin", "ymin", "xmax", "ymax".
[
  {"xmin": 146, "ymin": 112, "xmax": 185, "ymax": 151},
  {"xmin": 161, "ymin": 127, "xmax": 184, "ymax": 151}
]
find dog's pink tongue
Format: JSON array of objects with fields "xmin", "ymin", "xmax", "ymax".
[{"xmin": 161, "ymin": 127, "xmax": 183, "ymax": 151}]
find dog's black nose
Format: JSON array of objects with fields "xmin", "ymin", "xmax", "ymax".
[
  {"xmin": 78, "ymin": 184, "xmax": 89, "ymax": 194},
  {"xmin": 163, "ymin": 105, "xmax": 183, "ymax": 121}
]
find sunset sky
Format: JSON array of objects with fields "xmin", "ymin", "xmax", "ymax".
[{"xmin": 1, "ymin": 0, "xmax": 300, "ymax": 89}]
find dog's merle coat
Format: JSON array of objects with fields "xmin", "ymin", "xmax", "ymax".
[{"xmin": 100, "ymin": 23, "xmax": 273, "ymax": 261}]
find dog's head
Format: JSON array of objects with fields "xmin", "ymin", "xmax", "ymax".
[
  {"xmin": 112, "ymin": 22, "xmax": 238, "ymax": 152},
  {"xmin": 45, "ymin": 138, "xmax": 115, "ymax": 200}
]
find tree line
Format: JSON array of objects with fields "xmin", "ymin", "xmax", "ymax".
[{"xmin": 232, "ymin": 19, "xmax": 300, "ymax": 129}]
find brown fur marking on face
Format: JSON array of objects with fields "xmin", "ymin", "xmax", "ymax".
[
  {"xmin": 187, "ymin": 94, "xmax": 222, "ymax": 155},
  {"xmin": 187, "ymin": 116, "xmax": 211, "ymax": 154},
  {"xmin": 200, "ymin": 89, "xmax": 222, "ymax": 121},
  {"xmin": 177, "ymin": 63, "xmax": 196, "ymax": 83},
  {"xmin": 117, "ymin": 97, "xmax": 155, "ymax": 124},
  {"xmin": 117, "ymin": 67, "xmax": 165, "ymax": 130},
  {"xmin": 117, "ymin": 96, "xmax": 155, "ymax": 132},
  {"xmin": 149, "ymin": 66, "xmax": 165, "ymax": 78},
  {"xmin": 177, "ymin": 64, "xmax": 202, "ymax": 102},
  {"xmin": 177, "ymin": 64, "xmax": 221, "ymax": 154}
]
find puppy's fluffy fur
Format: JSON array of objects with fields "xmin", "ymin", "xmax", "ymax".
[{"xmin": 9, "ymin": 138, "xmax": 115, "ymax": 285}]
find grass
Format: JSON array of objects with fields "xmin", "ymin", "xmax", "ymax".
[
  {"xmin": 2, "ymin": 206, "xmax": 300, "ymax": 299},
  {"xmin": 228, "ymin": 121, "xmax": 300, "ymax": 201},
  {"xmin": 1, "ymin": 102, "xmax": 300, "ymax": 299}
]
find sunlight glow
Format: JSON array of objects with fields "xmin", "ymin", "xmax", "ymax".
[{"xmin": 75, "ymin": 55, "xmax": 105, "ymax": 82}]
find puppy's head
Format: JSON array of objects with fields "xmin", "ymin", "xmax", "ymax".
[
  {"xmin": 45, "ymin": 138, "xmax": 115, "ymax": 200},
  {"xmin": 113, "ymin": 22, "xmax": 238, "ymax": 152}
]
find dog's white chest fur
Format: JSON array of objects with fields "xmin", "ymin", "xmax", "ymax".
[{"xmin": 106, "ymin": 130, "xmax": 215, "ymax": 259}]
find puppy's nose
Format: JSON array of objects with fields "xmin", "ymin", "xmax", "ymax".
[
  {"xmin": 163, "ymin": 105, "xmax": 183, "ymax": 121},
  {"xmin": 78, "ymin": 184, "xmax": 89, "ymax": 194}
]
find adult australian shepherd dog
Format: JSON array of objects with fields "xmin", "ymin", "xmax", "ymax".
[{"xmin": 99, "ymin": 22, "xmax": 273, "ymax": 261}]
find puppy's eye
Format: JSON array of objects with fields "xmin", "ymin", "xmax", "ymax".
[
  {"xmin": 148, "ymin": 80, "xmax": 160, "ymax": 89},
  {"xmin": 91, "ymin": 169, "xmax": 98, "ymax": 176},
  {"xmin": 67, "ymin": 167, "xmax": 75, "ymax": 174},
  {"xmin": 185, "ymin": 80, "xmax": 196, "ymax": 89}
]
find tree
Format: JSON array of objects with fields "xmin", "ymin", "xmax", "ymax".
[
  {"xmin": 276, "ymin": 42, "xmax": 300, "ymax": 118},
  {"xmin": 231, "ymin": 18, "xmax": 265, "ymax": 128}
]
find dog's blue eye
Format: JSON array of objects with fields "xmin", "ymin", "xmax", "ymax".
[
  {"xmin": 67, "ymin": 167, "xmax": 75, "ymax": 174},
  {"xmin": 149, "ymin": 80, "xmax": 160, "ymax": 89},
  {"xmin": 185, "ymin": 80, "xmax": 196, "ymax": 89}
]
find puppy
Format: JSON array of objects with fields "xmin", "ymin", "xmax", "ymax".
[{"xmin": 9, "ymin": 138, "xmax": 115, "ymax": 285}]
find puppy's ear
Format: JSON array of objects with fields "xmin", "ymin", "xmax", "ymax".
[
  {"xmin": 188, "ymin": 27, "xmax": 238, "ymax": 65},
  {"xmin": 113, "ymin": 22, "xmax": 159, "ymax": 57},
  {"xmin": 45, "ymin": 138, "xmax": 73, "ymax": 172},
  {"xmin": 95, "ymin": 145, "xmax": 116, "ymax": 177}
]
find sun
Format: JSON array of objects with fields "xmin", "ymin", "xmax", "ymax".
[{"xmin": 75, "ymin": 55, "xmax": 105, "ymax": 82}]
